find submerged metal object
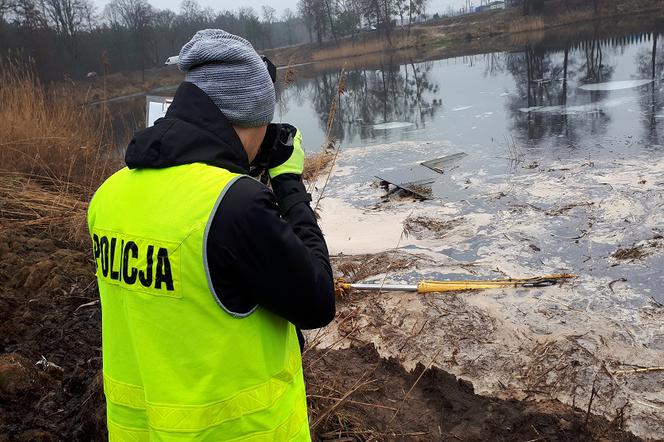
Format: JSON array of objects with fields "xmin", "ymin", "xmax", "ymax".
[
  {"xmin": 375, "ymin": 152, "xmax": 468, "ymax": 200},
  {"xmin": 421, "ymin": 152, "xmax": 468, "ymax": 173}
]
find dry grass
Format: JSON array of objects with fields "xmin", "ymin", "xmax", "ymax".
[
  {"xmin": 509, "ymin": 10, "xmax": 597, "ymax": 34},
  {"xmin": 510, "ymin": 16, "xmax": 546, "ymax": 34},
  {"xmin": 0, "ymin": 173, "xmax": 89, "ymax": 247},
  {"xmin": 402, "ymin": 216, "xmax": 465, "ymax": 239},
  {"xmin": 0, "ymin": 59, "xmax": 119, "ymax": 246},
  {"xmin": 0, "ymin": 59, "xmax": 118, "ymax": 191},
  {"xmin": 312, "ymin": 35, "xmax": 417, "ymax": 62},
  {"xmin": 302, "ymin": 151, "xmax": 335, "ymax": 182},
  {"xmin": 332, "ymin": 251, "xmax": 420, "ymax": 283},
  {"xmin": 84, "ymin": 67, "xmax": 184, "ymax": 103}
]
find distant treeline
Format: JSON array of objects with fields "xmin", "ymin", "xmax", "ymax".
[
  {"xmin": 0, "ymin": 0, "xmax": 316, "ymax": 81},
  {"xmin": 0, "ymin": 0, "xmax": 621, "ymax": 82}
]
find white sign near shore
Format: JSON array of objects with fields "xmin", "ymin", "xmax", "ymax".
[{"xmin": 146, "ymin": 95, "xmax": 173, "ymax": 127}]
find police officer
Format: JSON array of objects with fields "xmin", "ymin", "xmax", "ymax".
[{"xmin": 88, "ymin": 29, "xmax": 335, "ymax": 440}]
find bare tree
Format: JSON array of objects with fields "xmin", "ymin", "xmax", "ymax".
[
  {"xmin": 179, "ymin": 0, "xmax": 203, "ymax": 23},
  {"xmin": 41, "ymin": 0, "xmax": 94, "ymax": 56},
  {"xmin": 261, "ymin": 5, "xmax": 275, "ymax": 47},
  {"xmin": 297, "ymin": 0, "xmax": 328, "ymax": 44},
  {"xmin": 106, "ymin": 0, "xmax": 154, "ymax": 81},
  {"xmin": 237, "ymin": 7, "xmax": 261, "ymax": 46},
  {"xmin": 106, "ymin": 0, "xmax": 152, "ymax": 30},
  {"xmin": 282, "ymin": 7, "xmax": 296, "ymax": 44},
  {"xmin": 9, "ymin": 0, "xmax": 47, "ymax": 28},
  {"xmin": 153, "ymin": 8, "xmax": 176, "ymax": 54}
]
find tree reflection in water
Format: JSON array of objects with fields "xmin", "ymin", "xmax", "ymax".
[
  {"xmin": 503, "ymin": 32, "xmax": 664, "ymax": 148},
  {"xmin": 636, "ymin": 33, "xmax": 664, "ymax": 146},
  {"xmin": 277, "ymin": 56, "xmax": 441, "ymax": 148}
]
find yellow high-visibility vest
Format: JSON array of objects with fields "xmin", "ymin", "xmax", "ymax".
[{"xmin": 87, "ymin": 163, "xmax": 310, "ymax": 441}]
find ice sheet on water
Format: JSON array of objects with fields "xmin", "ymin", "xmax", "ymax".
[
  {"xmin": 578, "ymin": 79, "xmax": 653, "ymax": 91},
  {"xmin": 518, "ymin": 98, "xmax": 631, "ymax": 114},
  {"xmin": 372, "ymin": 121, "xmax": 415, "ymax": 130}
]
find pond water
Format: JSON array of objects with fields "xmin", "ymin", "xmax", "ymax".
[
  {"xmin": 272, "ymin": 31, "xmax": 664, "ymax": 301},
  {"xmin": 278, "ymin": 33, "xmax": 664, "ymax": 158},
  {"xmin": 111, "ymin": 29, "xmax": 664, "ymax": 308},
  {"xmin": 289, "ymin": 31, "xmax": 664, "ymax": 436}
]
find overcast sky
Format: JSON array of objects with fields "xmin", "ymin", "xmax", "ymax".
[{"xmin": 94, "ymin": 0, "xmax": 471, "ymax": 17}]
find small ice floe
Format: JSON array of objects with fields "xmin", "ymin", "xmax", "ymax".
[
  {"xmin": 530, "ymin": 78, "xmax": 555, "ymax": 85},
  {"xmin": 452, "ymin": 106, "xmax": 473, "ymax": 111},
  {"xmin": 518, "ymin": 106, "xmax": 542, "ymax": 113},
  {"xmin": 372, "ymin": 121, "xmax": 415, "ymax": 130},
  {"xmin": 578, "ymin": 79, "xmax": 653, "ymax": 91},
  {"xmin": 518, "ymin": 98, "xmax": 630, "ymax": 114}
]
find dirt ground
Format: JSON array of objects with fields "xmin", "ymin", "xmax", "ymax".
[
  {"xmin": 307, "ymin": 344, "xmax": 641, "ymax": 441},
  {"xmin": 0, "ymin": 227, "xmax": 646, "ymax": 441}
]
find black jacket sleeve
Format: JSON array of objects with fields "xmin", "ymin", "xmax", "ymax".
[{"xmin": 205, "ymin": 174, "xmax": 335, "ymax": 330}]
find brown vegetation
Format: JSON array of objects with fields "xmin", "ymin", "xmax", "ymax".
[
  {"xmin": 509, "ymin": 16, "xmax": 547, "ymax": 33},
  {"xmin": 0, "ymin": 60, "xmax": 120, "ymax": 250},
  {"xmin": 0, "ymin": 175, "xmax": 89, "ymax": 248},
  {"xmin": 311, "ymin": 34, "xmax": 420, "ymax": 63},
  {"xmin": 302, "ymin": 151, "xmax": 335, "ymax": 182},
  {"xmin": 402, "ymin": 216, "xmax": 465, "ymax": 239},
  {"xmin": 0, "ymin": 60, "xmax": 118, "ymax": 191}
]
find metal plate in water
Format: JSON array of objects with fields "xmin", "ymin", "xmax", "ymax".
[
  {"xmin": 375, "ymin": 152, "xmax": 468, "ymax": 200},
  {"xmin": 420, "ymin": 152, "xmax": 468, "ymax": 173}
]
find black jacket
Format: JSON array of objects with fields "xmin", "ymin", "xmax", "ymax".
[{"xmin": 125, "ymin": 82, "xmax": 336, "ymax": 337}]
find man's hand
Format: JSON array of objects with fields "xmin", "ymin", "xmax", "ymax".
[{"xmin": 268, "ymin": 124, "xmax": 304, "ymax": 179}]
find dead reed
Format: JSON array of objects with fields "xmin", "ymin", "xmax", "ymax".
[
  {"xmin": 312, "ymin": 35, "xmax": 417, "ymax": 62},
  {"xmin": 0, "ymin": 59, "xmax": 119, "ymax": 246},
  {"xmin": 310, "ymin": 66, "xmax": 347, "ymax": 211},
  {"xmin": 510, "ymin": 16, "xmax": 546, "ymax": 34},
  {"xmin": 302, "ymin": 151, "xmax": 335, "ymax": 182},
  {"xmin": 509, "ymin": 10, "xmax": 597, "ymax": 34},
  {"xmin": 0, "ymin": 172, "xmax": 89, "ymax": 247},
  {"xmin": 0, "ymin": 59, "xmax": 118, "ymax": 192}
]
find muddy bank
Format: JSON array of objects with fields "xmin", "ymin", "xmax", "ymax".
[
  {"xmin": 0, "ymin": 232, "xmax": 105, "ymax": 441},
  {"xmin": 307, "ymin": 344, "xmax": 641, "ymax": 441},
  {"xmin": 0, "ymin": 227, "xmax": 645, "ymax": 441}
]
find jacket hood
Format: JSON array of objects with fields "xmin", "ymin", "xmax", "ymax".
[{"xmin": 125, "ymin": 82, "xmax": 250, "ymax": 174}]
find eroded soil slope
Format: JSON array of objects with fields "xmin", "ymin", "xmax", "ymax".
[{"xmin": 0, "ymin": 230, "xmax": 643, "ymax": 441}]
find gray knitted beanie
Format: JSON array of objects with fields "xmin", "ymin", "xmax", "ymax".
[{"xmin": 178, "ymin": 29, "xmax": 275, "ymax": 127}]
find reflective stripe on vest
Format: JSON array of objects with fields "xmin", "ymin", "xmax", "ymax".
[{"xmin": 88, "ymin": 163, "xmax": 310, "ymax": 441}]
